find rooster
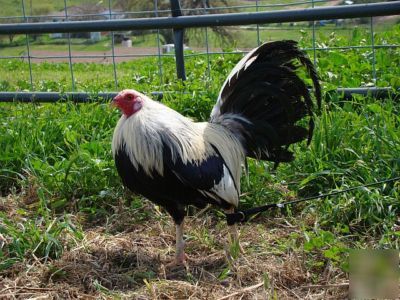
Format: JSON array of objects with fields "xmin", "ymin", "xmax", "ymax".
[{"xmin": 112, "ymin": 40, "xmax": 321, "ymax": 267}]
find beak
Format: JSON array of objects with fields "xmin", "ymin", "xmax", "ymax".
[{"xmin": 110, "ymin": 95, "xmax": 119, "ymax": 108}]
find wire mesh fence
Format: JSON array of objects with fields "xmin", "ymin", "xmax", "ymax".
[{"xmin": 0, "ymin": 0, "xmax": 399, "ymax": 101}]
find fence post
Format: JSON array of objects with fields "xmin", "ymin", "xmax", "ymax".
[{"xmin": 170, "ymin": 0, "xmax": 186, "ymax": 80}]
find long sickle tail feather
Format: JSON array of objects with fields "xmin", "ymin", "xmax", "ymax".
[{"xmin": 210, "ymin": 40, "xmax": 321, "ymax": 164}]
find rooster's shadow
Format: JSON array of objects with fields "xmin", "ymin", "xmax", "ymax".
[{"xmin": 45, "ymin": 246, "xmax": 227, "ymax": 292}]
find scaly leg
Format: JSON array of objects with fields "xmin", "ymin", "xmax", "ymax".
[{"xmin": 166, "ymin": 220, "xmax": 188, "ymax": 268}]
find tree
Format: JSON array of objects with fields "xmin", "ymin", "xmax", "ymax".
[{"xmin": 114, "ymin": 0, "xmax": 236, "ymax": 45}]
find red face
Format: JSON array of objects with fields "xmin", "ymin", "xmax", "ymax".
[{"xmin": 112, "ymin": 90, "xmax": 143, "ymax": 117}]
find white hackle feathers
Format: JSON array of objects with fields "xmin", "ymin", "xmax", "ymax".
[{"xmin": 112, "ymin": 94, "xmax": 245, "ymax": 206}]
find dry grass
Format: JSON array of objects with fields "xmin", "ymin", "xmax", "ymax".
[{"xmin": 0, "ymin": 195, "xmax": 348, "ymax": 299}]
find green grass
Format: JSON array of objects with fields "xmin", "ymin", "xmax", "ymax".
[
  {"xmin": 0, "ymin": 24, "xmax": 398, "ymax": 92},
  {"xmin": 0, "ymin": 20, "xmax": 399, "ymax": 297},
  {"xmin": 0, "ymin": 22, "xmax": 394, "ymax": 52}
]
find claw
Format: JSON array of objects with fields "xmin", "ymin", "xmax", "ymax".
[
  {"xmin": 165, "ymin": 221, "xmax": 189, "ymax": 270},
  {"xmin": 165, "ymin": 252, "xmax": 189, "ymax": 269}
]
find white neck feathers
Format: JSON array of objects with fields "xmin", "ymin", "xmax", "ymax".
[{"xmin": 112, "ymin": 97, "xmax": 245, "ymax": 189}]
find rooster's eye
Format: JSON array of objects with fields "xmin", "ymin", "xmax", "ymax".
[{"xmin": 126, "ymin": 94, "xmax": 134, "ymax": 100}]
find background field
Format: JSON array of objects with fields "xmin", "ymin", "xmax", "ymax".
[
  {"xmin": 0, "ymin": 2, "xmax": 400, "ymax": 299},
  {"xmin": 0, "ymin": 0, "xmax": 348, "ymax": 19}
]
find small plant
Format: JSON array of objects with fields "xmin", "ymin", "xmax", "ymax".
[
  {"xmin": 0, "ymin": 208, "xmax": 82, "ymax": 270},
  {"xmin": 303, "ymin": 228, "xmax": 349, "ymax": 271}
]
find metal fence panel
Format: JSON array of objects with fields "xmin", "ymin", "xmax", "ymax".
[{"xmin": 0, "ymin": 1, "xmax": 399, "ymax": 102}]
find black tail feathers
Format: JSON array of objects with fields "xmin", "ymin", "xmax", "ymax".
[{"xmin": 211, "ymin": 40, "xmax": 321, "ymax": 164}]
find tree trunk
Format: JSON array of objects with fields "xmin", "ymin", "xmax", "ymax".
[
  {"xmin": 159, "ymin": 29, "xmax": 174, "ymax": 44},
  {"xmin": 8, "ymin": 35, "xmax": 15, "ymax": 44}
]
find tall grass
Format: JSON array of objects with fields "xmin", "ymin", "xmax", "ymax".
[
  {"xmin": 298, "ymin": 98, "xmax": 399, "ymax": 234},
  {"xmin": 240, "ymin": 96, "xmax": 399, "ymax": 234}
]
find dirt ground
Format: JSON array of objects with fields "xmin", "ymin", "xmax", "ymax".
[
  {"xmin": 24, "ymin": 47, "xmax": 164, "ymax": 63},
  {"xmin": 21, "ymin": 46, "xmax": 221, "ymax": 63},
  {"xmin": 0, "ymin": 194, "xmax": 348, "ymax": 300}
]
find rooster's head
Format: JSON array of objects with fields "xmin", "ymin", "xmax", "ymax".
[{"xmin": 112, "ymin": 89, "xmax": 144, "ymax": 117}]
